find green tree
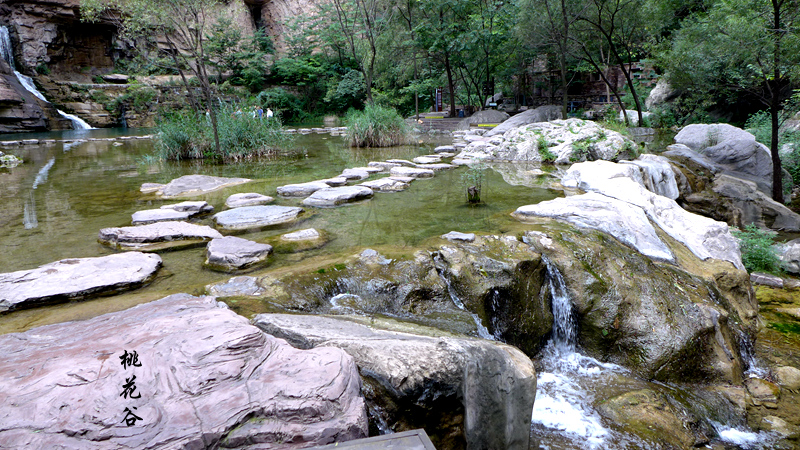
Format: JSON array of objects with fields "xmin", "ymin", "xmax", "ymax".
[
  {"xmin": 663, "ymin": 0, "xmax": 800, "ymax": 202},
  {"xmin": 81, "ymin": 0, "xmax": 240, "ymax": 155}
]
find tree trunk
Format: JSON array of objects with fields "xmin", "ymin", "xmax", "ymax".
[
  {"xmin": 770, "ymin": 0, "xmax": 784, "ymax": 203},
  {"xmin": 444, "ymin": 51, "xmax": 456, "ymax": 117}
]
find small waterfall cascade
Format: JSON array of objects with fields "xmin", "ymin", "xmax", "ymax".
[
  {"xmin": 432, "ymin": 252, "xmax": 494, "ymax": 340},
  {"xmin": 0, "ymin": 25, "xmax": 93, "ymax": 130},
  {"xmin": 736, "ymin": 330, "xmax": 769, "ymax": 379},
  {"xmin": 546, "ymin": 260, "xmax": 577, "ymax": 352}
]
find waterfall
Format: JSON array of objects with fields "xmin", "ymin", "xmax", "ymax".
[
  {"xmin": 545, "ymin": 259, "xmax": 577, "ymax": 352},
  {"xmin": 0, "ymin": 25, "xmax": 94, "ymax": 130},
  {"xmin": 432, "ymin": 252, "xmax": 494, "ymax": 340}
]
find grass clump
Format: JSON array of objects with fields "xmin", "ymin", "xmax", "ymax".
[
  {"xmin": 155, "ymin": 104, "xmax": 293, "ymax": 162},
  {"xmin": 732, "ymin": 224, "xmax": 782, "ymax": 274},
  {"xmin": 344, "ymin": 103, "xmax": 410, "ymax": 147},
  {"xmin": 537, "ymin": 135, "xmax": 556, "ymax": 162}
]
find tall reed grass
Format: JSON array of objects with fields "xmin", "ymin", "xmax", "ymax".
[{"xmin": 344, "ymin": 104, "xmax": 410, "ymax": 147}]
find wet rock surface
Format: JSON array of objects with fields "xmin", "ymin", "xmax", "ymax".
[
  {"xmin": 0, "ymin": 294, "xmax": 368, "ymax": 449},
  {"xmin": 252, "ymin": 313, "xmax": 536, "ymax": 450},
  {"xmin": 131, "ymin": 208, "xmax": 191, "ymax": 225},
  {"xmin": 224, "ymin": 192, "xmax": 274, "ymax": 208},
  {"xmin": 0, "ymin": 253, "xmax": 162, "ymax": 313},
  {"xmin": 302, "ymin": 186, "xmax": 374, "ymax": 207},
  {"xmin": 276, "ymin": 181, "xmax": 331, "ymax": 197},
  {"xmin": 98, "ymin": 222, "xmax": 223, "ymax": 251},
  {"xmin": 151, "ymin": 175, "xmax": 251, "ymax": 198}
]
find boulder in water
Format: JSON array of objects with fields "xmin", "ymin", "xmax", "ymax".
[
  {"xmin": 213, "ymin": 205, "xmax": 304, "ymax": 230},
  {"xmin": 302, "ymin": 186, "xmax": 374, "ymax": 207},
  {"xmin": 205, "ymin": 236, "xmax": 273, "ymax": 272},
  {"xmin": 99, "ymin": 222, "xmax": 223, "ymax": 251},
  {"xmin": 484, "ymin": 105, "xmax": 563, "ymax": 137},
  {"xmin": 224, "ymin": 192, "xmax": 274, "ymax": 208},
  {"xmin": 155, "ymin": 175, "xmax": 251, "ymax": 198}
]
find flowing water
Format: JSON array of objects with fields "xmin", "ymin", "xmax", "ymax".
[{"xmin": 0, "ymin": 25, "xmax": 93, "ymax": 130}]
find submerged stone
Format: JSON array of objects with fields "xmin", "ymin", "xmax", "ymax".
[
  {"xmin": 281, "ymin": 228, "xmax": 321, "ymax": 241},
  {"xmin": 160, "ymin": 200, "xmax": 213, "ymax": 214},
  {"xmin": 0, "ymin": 253, "xmax": 162, "ymax": 313},
  {"xmin": 157, "ymin": 174, "xmax": 251, "ymax": 198}
]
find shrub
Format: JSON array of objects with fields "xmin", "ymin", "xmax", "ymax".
[
  {"xmin": 732, "ymin": 224, "xmax": 782, "ymax": 274},
  {"xmin": 155, "ymin": 104, "xmax": 293, "ymax": 162},
  {"xmin": 257, "ymin": 87, "xmax": 309, "ymax": 123},
  {"xmin": 344, "ymin": 103, "xmax": 410, "ymax": 147},
  {"xmin": 537, "ymin": 136, "xmax": 556, "ymax": 162}
]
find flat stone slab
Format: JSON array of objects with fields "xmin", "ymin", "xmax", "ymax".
[
  {"xmin": 341, "ymin": 168, "xmax": 371, "ymax": 180},
  {"xmin": 161, "ymin": 200, "xmax": 213, "ymax": 214},
  {"xmin": 0, "ymin": 294, "xmax": 367, "ymax": 449},
  {"xmin": 206, "ymin": 276, "xmax": 264, "ymax": 297},
  {"xmin": 415, "ymin": 163, "xmax": 455, "ymax": 171},
  {"xmin": 224, "ymin": 193, "xmax": 274, "ymax": 208},
  {"xmin": 277, "ymin": 181, "xmax": 330, "ymax": 197},
  {"xmin": 140, "ymin": 183, "xmax": 164, "ymax": 194},
  {"xmin": 413, "ymin": 156, "xmax": 441, "ymax": 164},
  {"xmin": 0, "ymin": 253, "xmax": 162, "ymax": 313},
  {"xmin": 390, "ymin": 166, "xmax": 435, "ymax": 178},
  {"xmin": 320, "ymin": 177, "xmax": 348, "ymax": 187},
  {"xmin": 281, "ymin": 228, "xmax": 321, "ymax": 241},
  {"xmin": 302, "ymin": 186, "xmax": 374, "ymax": 207},
  {"xmin": 442, "ymin": 231, "xmax": 476, "ymax": 242},
  {"xmin": 434, "ymin": 145, "xmax": 456, "ymax": 153},
  {"xmin": 156, "ymin": 175, "xmax": 251, "ymax": 198},
  {"xmin": 99, "ymin": 222, "xmax": 223, "ymax": 251},
  {"xmin": 213, "ymin": 205, "xmax": 304, "ymax": 230},
  {"xmin": 368, "ymin": 161, "xmax": 401, "ymax": 171},
  {"xmin": 386, "ymin": 159, "xmax": 416, "ymax": 167},
  {"xmin": 389, "ymin": 176, "xmax": 415, "ymax": 183},
  {"xmin": 205, "ymin": 236, "xmax": 273, "ymax": 271},
  {"xmin": 359, "ymin": 177, "xmax": 410, "ymax": 192},
  {"xmin": 131, "ymin": 208, "xmax": 191, "ymax": 225}
]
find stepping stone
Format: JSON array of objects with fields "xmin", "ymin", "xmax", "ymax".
[
  {"xmin": 390, "ymin": 167, "xmax": 435, "ymax": 178},
  {"xmin": 213, "ymin": 205, "xmax": 304, "ymax": 230},
  {"xmin": 281, "ymin": 228, "xmax": 321, "ymax": 241},
  {"xmin": 442, "ymin": 231, "xmax": 476, "ymax": 242},
  {"xmin": 0, "ymin": 253, "xmax": 162, "ymax": 313},
  {"xmin": 359, "ymin": 178, "xmax": 410, "ymax": 192},
  {"xmin": 434, "ymin": 145, "xmax": 456, "ymax": 153},
  {"xmin": 225, "ymin": 193, "xmax": 274, "ymax": 208},
  {"xmin": 413, "ymin": 156, "xmax": 441, "ymax": 164},
  {"xmin": 206, "ymin": 276, "xmax": 264, "ymax": 297},
  {"xmin": 368, "ymin": 161, "xmax": 401, "ymax": 171},
  {"xmin": 140, "ymin": 183, "xmax": 165, "ymax": 194},
  {"xmin": 341, "ymin": 168, "xmax": 371, "ymax": 180},
  {"xmin": 132, "ymin": 208, "xmax": 191, "ymax": 225},
  {"xmin": 416, "ymin": 163, "xmax": 455, "ymax": 171},
  {"xmin": 276, "ymin": 181, "xmax": 330, "ymax": 197},
  {"xmin": 389, "ymin": 176, "xmax": 415, "ymax": 183},
  {"xmin": 99, "ymin": 222, "xmax": 223, "ymax": 251},
  {"xmin": 438, "ymin": 152, "xmax": 456, "ymax": 158},
  {"xmin": 319, "ymin": 177, "xmax": 348, "ymax": 187},
  {"xmin": 205, "ymin": 236, "xmax": 273, "ymax": 271},
  {"xmin": 156, "ymin": 175, "xmax": 251, "ymax": 198},
  {"xmin": 356, "ymin": 166, "xmax": 383, "ymax": 174},
  {"xmin": 302, "ymin": 186, "xmax": 373, "ymax": 207},
  {"xmin": 386, "ymin": 159, "xmax": 416, "ymax": 167},
  {"xmin": 161, "ymin": 201, "xmax": 214, "ymax": 214},
  {"xmin": 463, "ymin": 135, "xmax": 486, "ymax": 142}
]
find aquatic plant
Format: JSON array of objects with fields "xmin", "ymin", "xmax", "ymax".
[
  {"xmin": 344, "ymin": 103, "xmax": 410, "ymax": 147},
  {"xmin": 732, "ymin": 224, "xmax": 781, "ymax": 274}
]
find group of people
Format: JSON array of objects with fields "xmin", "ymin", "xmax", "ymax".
[{"xmin": 208, "ymin": 106, "xmax": 275, "ymax": 120}]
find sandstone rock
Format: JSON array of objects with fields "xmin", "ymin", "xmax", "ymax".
[
  {"xmin": 157, "ymin": 174, "xmax": 251, "ymax": 198},
  {"xmin": 775, "ymin": 366, "xmax": 800, "ymax": 391},
  {"xmin": 252, "ymin": 314, "xmax": 536, "ymax": 450},
  {"xmin": 302, "ymin": 186, "xmax": 374, "ymax": 207},
  {"xmin": 276, "ymin": 181, "xmax": 330, "ymax": 197},
  {"xmin": 0, "ymin": 253, "xmax": 162, "ymax": 313},
  {"xmin": 710, "ymin": 175, "xmax": 800, "ymax": 231},
  {"xmin": 390, "ymin": 166, "xmax": 434, "ymax": 178},
  {"xmin": 131, "ymin": 208, "xmax": 191, "ymax": 225},
  {"xmin": 224, "ymin": 192, "xmax": 273, "ymax": 208},
  {"xmin": 513, "ymin": 192, "xmax": 675, "ymax": 262},
  {"xmin": 205, "ymin": 236, "xmax": 273, "ymax": 271},
  {"xmin": 484, "ymin": 105, "xmax": 563, "ymax": 137},
  {"xmin": 206, "ymin": 276, "xmax": 265, "ymax": 297},
  {"xmin": 0, "ymin": 294, "xmax": 367, "ymax": 449},
  {"xmin": 359, "ymin": 177, "xmax": 410, "ymax": 192},
  {"xmin": 341, "ymin": 168, "xmax": 371, "ymax": 180},
  {"xmin": 457, "ymin": 110, "xmax": 510, "ymax": 131},
  {"xmin": 320, "ymin": 176, "xmax": 348, "ymax": 186},
  {"xmin": 281, "ymin": 228, "xmax": 321, "ymax": 241},
  {"xmin": 442, "ymin": 231, "xmax": 476, "ymax": 242},
  {"xmin": 160, "ymin": 200, "xmax": 213, "ymax": 214},
  {"xmin": 413, "ymin": 155, "xmax": 441, "ymax": 164},
  {"xmin": 759, "ymin": 416, "xmax": 799, "ymax": 438},
  {"xmin": 98, "ymin": 222, "xmax": 223, "ymax": 251},
  {"xmin": 745, "ymin": 378, "xmax": 780, "ymax": 408},
  {"xmin": 213, "ymin": 205, "xmax": 304, "ymax": 230}
]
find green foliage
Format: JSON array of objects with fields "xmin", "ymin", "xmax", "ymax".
[
  {"xmin": 344, "ymin": 103, "xmax": 410, "ymax": 147},
  {"xmin": 732, "ymin": 224, "xmax": 782, "ymax": 274},
  {"xmin": 35, "ymin": 63, "xmax": 50, "ymax": 75},
  {"xmin": 155, "ymin": 104, "xmax": 293, "ymax": 161},
  {"xmin": 746, "ymin": 109, "xmax": 800, "ymax": 186},
  {"xmin": 206, "ymin": 18, "xmax": 274, "ymax": 92},
  {"xmin": 461, "ymin": 163, "xmax": 486, "ymax": 203},
  {"xmin": 570, "ymin": 139, "xmax": 592, "ymax": 162},
  {"xmin": 257, "ymin": 88, "xmax": 309, "ymax": 123},
  {"xmin": 324, "ymin": 69, "xmax": 365, "ymax": 111},
  {"xmin": 537, "ymin": 135, "xmax": 556, "ymax": 162},
  {"xmin": 744, "ymin": 111, "xmax": 772, "ymax": 146}
]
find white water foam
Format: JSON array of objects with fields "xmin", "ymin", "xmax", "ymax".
[{"xmin": 712, "ymin": 422, "xmax": 778, "ymax": 449}]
